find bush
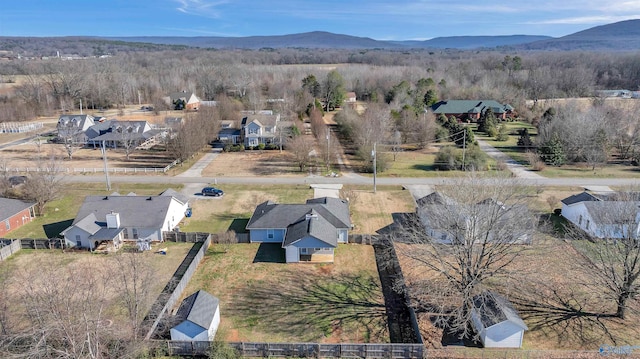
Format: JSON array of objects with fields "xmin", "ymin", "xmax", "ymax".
[
  {"xmin": 495, "ymin": 124, "xmax": 509, "ymax": 141},
  {"xmin": 257, "ymin": 143, "xmax": 265, "ymax": 150},
  {"xmin": 434, "ymin": 145, "xmax": 489, "ymax": 171},
  {"xmin": 223, "ymin": 144, "xmax": 244, "ymax": 152}
]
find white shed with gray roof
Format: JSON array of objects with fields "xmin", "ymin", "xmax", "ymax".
[
  {"xmin": 471, "ymin": 291, "xmax": 527, "ymax": 348},
  {"xmin": 171, "ymin": 290, "xmax": 220, "ymax": 341}
]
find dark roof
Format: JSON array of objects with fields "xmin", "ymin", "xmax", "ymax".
[
  {"xmin": 71, "ymin": 190, "xmax": 184, "ymax": 229},
  {"xmin": 560, "ymin": 191, "xmax": 601, "ymax": 205},
  {"xmin": 0, "ymin": 197, "xmax": 35, "ymax": 222},
  {"xmin": 473, "ymin": 291, "xmax": 527, "ymax": 330},
  {"xmin": 89, "ymin": 227, "xmax": 124, "ymax": 241},
  {"xmin": 282, "ymin": 210, "xmax": 339, "ymax": 247},
  {"xmin": 431, "ymin": 100, "xmax": 512, "ymax": 115},
  {"xmin": 247, "ymin": 197, "xmax": 350, "ymax": 230},
  {"xmin": 416, "ymin": 192, "xmax": 454, "ymax": 206},
  {"xmin": 175, "ymin": 290, "xmax": 219, "ymax": 330}
]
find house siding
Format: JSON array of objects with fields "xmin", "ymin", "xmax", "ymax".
[
  {"xmin": 285, "ymin": 246, "xmax": 299, "ymax": 263},
  {"xmin": 290, "ymin": 236, "xmax": 335, "ymax": 248},
  {"xmin": 0, "ymin": 207, "xmax": 34, "ymax": 237},
  {"xmin": 482, "ymin": 321, "xmax": 524, "ymax": 348},
  {"xmin": 250, "ymin": 228, "xmax": 285, "ymax": 243}
]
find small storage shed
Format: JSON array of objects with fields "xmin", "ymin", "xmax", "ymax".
[
  {"xmin": 170, "ymin": 290, "xmax": 220, "ymax": 341},
  {"xmin": 471, "ymin": 291, "xmax": 528, "ymax": 348}
]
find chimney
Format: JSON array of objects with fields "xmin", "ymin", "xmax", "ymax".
[{"xmin": 106, "ymin": 211, "xmax": 121, "ymax": 229}]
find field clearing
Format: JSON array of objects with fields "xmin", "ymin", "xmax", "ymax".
[
  {"xmin": 183, "ymin": 243, "xmax": 388, "ymax": 343},
  {"xmin": 0, "ymin": 141, "xmax": 177, "ymax": 172},
  {"xmin": 396, "ymin": 236, "xmax": 640, "ymax": 351},
  {"xmin": 347, "ymin": 185, "xmax": 415, "ymax": 234},
  {"xmin": 202, "ymin": 150, "xmax": 307, "ymax": 177}
]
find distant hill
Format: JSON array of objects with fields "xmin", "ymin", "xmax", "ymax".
[
  {"xmin": 1, "ymin": 19, "xmax": 639, "ymax": 56},
  {"xmin": 106, "ymin": 31, "xmax": 402, "ymax": 49},
  {"xmin": 520, "ymin": 19, "xmax": 640, "ymax": 50},
  {"xmin": 395, "ymin": 35, "xmax": 552, "ymax": 49}
]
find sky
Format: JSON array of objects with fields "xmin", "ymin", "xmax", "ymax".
[{"xmin": 1, "ymin": 0, "xmax": 639, "ymax": 40}]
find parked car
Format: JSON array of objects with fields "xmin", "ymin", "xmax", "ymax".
[{"xmin": 201, "ymin": 187, "xmax": 224, "ymax": 197}]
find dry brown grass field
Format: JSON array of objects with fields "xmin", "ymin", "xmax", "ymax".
[
  {"xmin": 182, "ymin": 243, "xmax": 388, "ymax": 343},
  {"xmin": 1, "ymin": 242, "xmax": 192, "ymax": 333}
]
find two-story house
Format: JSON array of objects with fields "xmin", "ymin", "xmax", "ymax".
[{"xmin": 241, "ymin": 113, "xmax": 281, "ymax": 148}]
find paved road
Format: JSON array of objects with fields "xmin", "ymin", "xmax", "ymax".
[{"xmin": 63, "ymin": 172, "xmax": 640, "ymax": 188}]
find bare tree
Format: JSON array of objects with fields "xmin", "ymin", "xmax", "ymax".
[
  {"xmin": 116, "ymin": 123, "xmax": 140, "ymax": 161},
  {"xmin": 57, "ymin": 120, "xmax": 84, "ymax": 160},
  {"xmin": 16, "ymin": 257, "xmax": 116, "ymax": 358},
  {"xmin": 23, "ymin": 155, "xmax": 64, "ymax": 215},
  {"xmin": 392, "ymin": 174, "xmax": 536, "ymax": 338},
  {"xmin": 568, "ymin": 190, "xmax": 640, "ymax": 319},
  {"xmin": 111, "ymin": 253, "xmax": 155, "ymax": 341},
  {"xmin": 287, "ymin": 135, "xmax": 315, "ymax": 172}
]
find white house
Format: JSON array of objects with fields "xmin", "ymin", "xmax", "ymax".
[
  {"xmin": 471, "ymin": 291, "xmax": 528, "ymax": 348},
  {"xmin": 170, "ymin": 290, "xmax": 220, "ymax": 341},
  {"xmin": 561, "ymin": 191, "xmax": 640, "ymax": 239},
  {"xmin": 240, "ymin": 113, "xmax": 281, "ymax": 148},
  {"xmin": 246, "ymin": 197, "xmax": 351, "ymax": 263},
  {"xmin": 61, "ymin": 189, "xmax": 189, "ymax": 250},
  {"xmin": 165, "ymin": 91, "xmax": 201, "ymax": 111},
  {"xmin": 416, "ymin": 192, "xmax": 534, "ymax": 245}
]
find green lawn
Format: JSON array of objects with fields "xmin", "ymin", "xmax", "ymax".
[
  {"xmin": 183, "ymin": 243, "xmax": 388, "ymax": 343},
  {"xmin": 6, "ymin": 183, "xmax": 184, "ymax": 239},
  {"xmin": 181, "ymin": 184, "xmax": 314, "ymax": 234},
  {"xmin": 478, "ymin": 121, "xmax": 537, "ymax": 165}
]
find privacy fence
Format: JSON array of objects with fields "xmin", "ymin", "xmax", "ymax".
[
  {"xmin": 139, "ymin": 233, "xmax": 211, "ymax": 340},
  {"xmin": 165, "ymin": 341, "xmax": 425, "ymax": 359}
]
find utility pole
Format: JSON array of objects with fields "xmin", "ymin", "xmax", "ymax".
[
  {"xmin": 326, "ymin": 129, "xmax": 331, "ymax": 171},
  {"xmin": 462, "ymin": 129, "xmax": 466, "ymax": 171},
  {"xmin": 372, "ymin": 142, "xmax": 377, "ymax": 194},
  {"xmin": 101, "ymin": 141, "xmax": 111, "ymax": 191},
  {"xmin": 79, "ymin": 99, "xmax": 83, "ymax": 115}
]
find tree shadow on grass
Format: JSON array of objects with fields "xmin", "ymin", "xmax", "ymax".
[
  {"xmin": 252, "ymin": 243, "xmax": 285, "ymax": 263},
  {"xmin": 43, "ymin": 219, "xmax": 73, "ymax": 238},
  {"xmin": 230, "ymin": 270, "xmax": 388, "ymax": 342},
  {"xmin": 509, "ymin": 282, "xmax": 629, "ymax": 347}
]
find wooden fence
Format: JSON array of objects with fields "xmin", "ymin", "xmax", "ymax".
[
  {"xmin": 166, "ymin": 341, "xmax": 425, "ymax": 359},
  {"xmin": 140, "ymin": 234, "xmax": 211, "ymax": 340},
  {"xmin": 0, "ymin": 238, "xmax": 69, "ymax": 261},
  {"xmin": 0, "ymin": 240, "xmax": 21, "ymax": 261}
]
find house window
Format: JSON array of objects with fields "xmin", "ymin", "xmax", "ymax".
[
  {"xmin": 267, "ymin": 229, "xmax": 274, "ymax": 239},
  {"xmin": 75, "ymin": 235, "xmax": 81, "ymax": 248},
  {"xmin": 315, "ymin": 248, "xmax": 321, "ymax": 251},
  {"xmin": 132, "ymin": 228, "xmax": 139, "ymax": 239},
  {"xmin": 123, "ymin": 228, "xmax": 129, "ymax": 239},
  {"xmin": 248, "ymin": 127, "xmax": 258, "ymax": 134},
  {"xmin": 586, "ymin": 220, "xmax": 590, "ymax": 230},
  {"xmin": 578, "ymin": 215, "xmax": 582, "ymax": 225},
  {"xmin": 249, "ymin": 139, "xmax": 258, "ymax": 146},
  {"xmin": 4, "ymin": 220, "xmax": 9, "ymax": 230},
  {"xmin": 300, "ymin": 248, "xmax": 308, "ymax": 254}
]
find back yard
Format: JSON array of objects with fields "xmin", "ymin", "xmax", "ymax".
[{"xmin": 182, "ymin": 242, "xmax": 388, "ymax": 343}]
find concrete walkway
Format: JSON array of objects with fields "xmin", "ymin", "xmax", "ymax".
[
  {"xmin": 176, "ymin": 148, "xmax": 222, "ymax": 178},
  {"xmin": 476, "ymin": 138, "xmax": 545, "ymax": 180}
]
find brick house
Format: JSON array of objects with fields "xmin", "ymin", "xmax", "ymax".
[{"xmin": 0, "ymin": 198, "xmax": 36, "ymax": 237}]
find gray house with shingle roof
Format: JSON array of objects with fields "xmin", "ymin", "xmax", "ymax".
[
  {"xmin": 171, "ymin": 290, "xmax": 220, "ymax": 341},
  {"xmin": 246, "ymin": 197, "xmax": 351, "ymax": 263},
  {"xmin": 561, "ymin": 191, "xmax": 640, "ymax": 239},
  {"xmin": 471, "ymin": 291, "xmax": 527, "ymax": 348},
  {"xmin": 431, "ymin": 100, "xmax": 514, "ymax": 121},
  {"xmin": 61, "ymin": 189, "xmax": 189, "ymax": 250}
]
